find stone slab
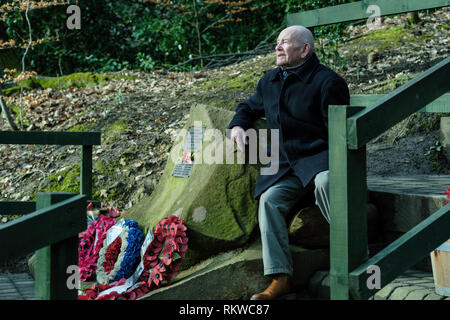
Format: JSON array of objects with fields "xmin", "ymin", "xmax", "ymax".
[
  {"xmin": 424, "ymin": 292, "xmax": 446, "ymax": 300},
  {"xmin": 389, "ymin": 285, "xmax": 424, "ymax": 300},
  {"xmin": 0, "ymin": 273, "xmax": 34, "ymax": 300},
  {"xmin": 140, "ymin": 240, "xmax": 329, "ymax": 300},
  {"xmin": 405, "ymin": 288, "xmax": 434, "ymax": 300},
  {"xmin": 309, "ymin": 269, "xmax": 446, "ymax": 300},
  {"xmin": 374, "ymin": 282, "xmax": 410, "ymax": 300}
]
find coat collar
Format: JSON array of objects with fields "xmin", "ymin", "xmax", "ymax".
[{"xmin": 270, "ymin": 52, "xmax": 320, "ymax": 83}]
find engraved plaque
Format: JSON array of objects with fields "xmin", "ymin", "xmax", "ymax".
[
  {"xmin": 172, "ymin": 160, "xmax": 194, "ymax": 178},
  {"xmin": 183, "ymin": 126, "xmax": 206, "ymax": 152},
  {"xmin": 172, "ymin": 125, "xmax": 205, "ymax": 178}
]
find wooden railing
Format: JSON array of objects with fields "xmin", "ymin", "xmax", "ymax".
[
  {"xmin": 287, "ymin": 0, "xmax": 450, "ymax": 28},
  {"xmin": 0, "ymin": 131, "xmax": 101, "ymax": 299},
  {"xmin": 329, "ymin": 56, "xmax": 450, "ymax": 300},
  {"xmin": 0, "ymin": 193, "xmax": 86, "ymax": 299},
  {"xmin": 287, "ymin": 0, "xmax": 450, "ymax": 299}
]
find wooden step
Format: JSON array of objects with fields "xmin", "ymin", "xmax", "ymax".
[
  {"xmin": 0, "ymin": 273, "xmax": 34, "ymax": 300},
  {"xmin": 368, "ymin": 175, "xmax": 448, "ymax": 236}
]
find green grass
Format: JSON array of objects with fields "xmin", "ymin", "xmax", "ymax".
[
  {"xmin": 35, "ymin": 164, "xmax": 81, "ymax": 198},
  {"xmin": 350, "ymin": 25, "xmax": 433, "ymax": 55},
  {"xmin": 104, "ymin": 118, "xmax": 129, "ymax": 135}
]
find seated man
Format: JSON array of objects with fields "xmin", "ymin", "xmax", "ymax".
[{"xmin": 227, "ymin": 25, "xmax": 350, "ymax": 300}]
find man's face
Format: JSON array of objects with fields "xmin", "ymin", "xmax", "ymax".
[{"xmin": 275, "ymin": 28, "xmax": 307, "ymax": 67}]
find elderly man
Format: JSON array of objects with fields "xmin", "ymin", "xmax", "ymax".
[{"xmin": 228, "ymin": 25, "xmax": 350, "ymax": 300}]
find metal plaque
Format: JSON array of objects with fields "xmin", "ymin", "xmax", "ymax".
[
  {"xmin": 183, "ymin": 126, "xmax": 206, "ymax": 152},
  {"xmin": 172, "ymin": 160, "xmax": 194, "ymax": 178},
  {"xmin": 172, "ymin": 125, "xmax": 205, "ymax": 178}
]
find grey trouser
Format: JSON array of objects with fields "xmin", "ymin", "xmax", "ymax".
[{"xmin": 258, "ymin": 170, "xmax": 330, "ymax": 276}]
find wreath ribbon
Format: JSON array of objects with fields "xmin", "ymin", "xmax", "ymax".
[
  {"xmin": 96, "ymin": 219, "xmax": 144, "ymax": 285},
  {"xmin": 79, "ymin": 215, "xmax": 188, "ymax": 300}
]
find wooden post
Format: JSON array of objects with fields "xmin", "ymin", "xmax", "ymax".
[
  {"xmin": 81, "ymin": 145, "xmax": 93, "ymax": 200},
  {"xmin": 328, "ymin": 105, "xmax": 368, "ymax": 300},
  {"xmin": 34, "ymin": 193, "xmax": 81, "ymax": 300}
]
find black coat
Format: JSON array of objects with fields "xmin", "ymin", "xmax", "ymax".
[{"xmin": 228, "ymin": 52, "xmax": 350, "ymax": 199}]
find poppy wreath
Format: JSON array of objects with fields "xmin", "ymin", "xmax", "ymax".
[
  {"xmin": 96, "ymin": 219, "xmax": 144, "ymax": 285},
  {"xmin": 78, "ymin": 215, "xmax": 188, "ymax": 300},
  {"xmin": 140, "ymin": 215, "xmax": 188, "ymax": 288},
  {"xmin": 78, "ymin": 214, "xmax": 116, "ymax": 282}
]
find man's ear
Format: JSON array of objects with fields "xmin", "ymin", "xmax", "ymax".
[{"xmin": 301, "ymin": 43, "xmax": 311, "ymax": 59}]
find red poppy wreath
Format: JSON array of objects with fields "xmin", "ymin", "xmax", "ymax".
[
  {"xmin": 78, "ymin": 210, "xmax": 117, "ymax": 282},
  {"xmin": 79, "ymin": 215, "xmax": 188, "ymax": 300}
]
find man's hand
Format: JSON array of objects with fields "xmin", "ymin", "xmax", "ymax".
[{"xmin": 230, "ymin": 126, "xmax": 248, "ymax": 153}]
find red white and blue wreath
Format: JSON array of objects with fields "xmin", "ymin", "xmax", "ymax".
[
  {"xmin": 96, "ymin": 219, "xmax": 144, "ymax": 285},
  {"xmin": 78, "ymin": 214, "xmax": 116, "ymax": 281},
  {"xmin": 79, "ymin": 215, "xmax": 188, "ymax": 300},
  {"xmin": 78, "ymin": 203, "xmax": 121, "ymax": 282}
]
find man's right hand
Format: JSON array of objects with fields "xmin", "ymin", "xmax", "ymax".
[{"xmin": 230, "ymin": 126, "xmax": 248, "ymax": 153}]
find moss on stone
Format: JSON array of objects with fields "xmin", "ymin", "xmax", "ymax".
[
  {"xmin": 68, "ymin": 123, "xmax": 91, "ymax": 132},
  {"xmin": 123, "ymin": 105, "xmax": 262, "ymax": 269},
  {"xmin": 349, "ymin": 25, "xmax": 431, "ymax": 55},
  {"xmin": 2, "ymin": 72, "xmax": 135, "ymax": 96},
  {"xmin": 104, "ymin": 117, "xmax": 129, "ymax": 135},
  {"xmin": 34, "ymin": 164, "xmax": 81, "ymax": 199},
  {"xmin": 199, "ymin": 70, "xmax": 262, "ymax": 93},
  {"xmin": 360, "ymin": 26, "xmax": 410, "ymax": 42},
  {"xmin": 436, "ymin": 24, "xmax": 450, "ymax": 31}
]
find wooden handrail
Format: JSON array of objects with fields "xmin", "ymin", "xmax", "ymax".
[
  {"xmin": 349, "ymin": 204, "xmax": 450, "ymax": 300},
  {"xmin": 350, "ymin": 93, "xmax": 450, "ymax": 113},
  {"xmin": 0, "ymin": 131, "xmax": 100, "ymax": 145},
  {"xmin": 0, "ymin": 193, "xmax": 86, "ymax": 263},
  {"xmin": 287, "ymin": 0, "xmax": 450, "ymax": 28}
]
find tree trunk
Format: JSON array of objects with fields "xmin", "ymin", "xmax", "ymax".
[
  {"xmin": 192, "ymin": 0, "xmax": 203, "ymax": 68},
  {"xmin": 0, "ymin": 92, "xmax": 19, "ymax": 130}
]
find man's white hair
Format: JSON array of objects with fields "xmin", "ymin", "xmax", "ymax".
[{"xmin": 287, "ymin": 25, "xmax": 315, "ymax": 52}]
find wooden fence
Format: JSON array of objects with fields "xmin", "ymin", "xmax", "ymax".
[{"xmin": 0, "ymin": 131, "xmax": 100, "ymax": 299}]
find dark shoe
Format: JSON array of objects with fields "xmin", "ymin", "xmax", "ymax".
[{"xmin": 250, "ymin": 274, "xmax": 291, "ymax": 300}]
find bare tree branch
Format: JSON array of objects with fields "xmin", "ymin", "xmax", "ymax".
[
  {"xmin": 169, "ymin": 48, "xmax": 272, "ymax": 70},
  {"xmin": 0, "ymin": 90, "xmax": 19, "ymax": 131}
]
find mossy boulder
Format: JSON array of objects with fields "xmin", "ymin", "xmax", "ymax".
[{"xmin": 123, "ymin": 104, "xmax": 266, "ymax": 268}]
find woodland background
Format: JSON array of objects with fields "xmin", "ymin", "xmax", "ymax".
[
  {"xmin": 0, "ymin": 0, "xmax": 358, "ymax": 76},
  {"xmin": 1, "ymin": 1, "xmax": 449, "ymax": 275}
]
